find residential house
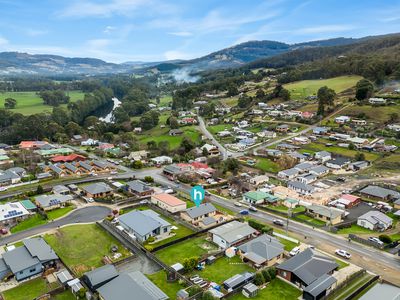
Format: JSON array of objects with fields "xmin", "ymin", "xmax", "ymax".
[
  {"xmin": 180, "ymin": 203, "xmax": 217, "ymax": 226},
  {"xmin": 334, "ymin": 194, "xmax": 361, "ymax": 208},
  {"xmin": 209, "ymin": 221, "xmax": 257, "ymax": 249},
  {"xmin": 128, "ymin": 150, "xmax": 149, "ymax": 162},
  {"xmin": 238, "ymin": 234, "xmax": 284, "ymax": 267},
  {"xmin": 201, "ymin": 144, "xmax": 220, "ymax": 156},
  {"xmin": 83, "ymin": 264, "xmax": 119, "ymax": 291},
  {"xmin": 19, "ymin": 141, "xmax": 48, "ymax": 150},
  {"xmin": 52, "ymin": 185, "xmax": 70, "ymax": 195},
  {"xmin": 387, "ymin": 124, "xmax": 400, "ymax": 132},
  {"xmin": 314, "ymin": 151, "xmax": 332, "ymax": 163},
  {"xmin": 36, "ymin": 148, "xmax": 74, "ymax": 158},
  {"xmin": 126, "ymin": 180, "xmax": 154, "ymax": 197},
  {"xmin": 97, "ymin": 271, "xmax": 168, "ymax": 300},
  {"xmin": 81, "ymin": 138, "xmax": 98, "ymax": 146},
  {"xmin": 287, "ymin": 181, "xmax": 316, "ymax": 195},
  {"xmin": 0, "ymin": 168, "xmax": 25, "ymax": 186},
  {"xmin": 305, "ymin": 204, "xmax": 344, "ymax": 225},
  {"xmin": 309, "ymin": 165, "xmax": 330, "ymax": 177},
  {"xmin": 133, "ymin": 127, "xmax": 142, "ymax": 133},
  {"xmin": 325, "ymin": 157, "xmax": 351, "ymax": 169},
  {"xmin": 296, "ymin": 173, "xmax": 318, "ymax": 185},
  {"xmin": 151, "ymin": 193, "xmax": 187, "ymax": 213},
  {"xmin": 294, "ymin": 162, "xmax": 315, "ymax": 173},
  {"xmin": 152, "ymin": 156, "xmax": 173, "ymax": 165},
  {"xmin": 277, "ymin": 248, "xmax": 338, "ymax": 289},
  {"xmin": 288, "ymin": 151, "xmax": 307, "ymax": 163},
  {"xmin": 357, "ymin": 211, "xmax": 393, "ymax": 231},
  {"xmin": 249, "ymin": 175, "xmax": 269, "ymax": 186},
  {"xmin": 82, "ymin": 182, "xmax": 113, "ymax": 199},
  {"xmin": 266, "ymin": 149, "xmax": 282, "ymax": 157},
  {"xmin": 348, "ymin": 161, "xmax": 370, "ymax": 171},
  {"xmin": 50, "ymin": 154, "xmax": 86, "ymax": 163},
  {"xmin": 369, "ymin": 97, "xmax": 386, "ymax": 104},
  {"xmin": 243, "ymin": 191, "xmax": 270, "ymax": 205},
  {"xmin": 313, "ymin": 127, "xmax": 329, "ymax": 135},
  {"xmin": 352, "ymin": 119, "xmax": 367, "ymax": 126},
  {"xmin": 0, "ymin": 202, "xmax": 30, "ymax": 226},
  {"xmin": 394, "ymin": 199, "xmax": 400, "ymax": 210},
  {"xmin": 46, "ymin": 164, "xmax": 67, "ymax": 177},
  {"xmin": 79, "ymin": 161, "xmax": 95, "ymax": 173},
  {"xmin": 63, "ymin": 162, "xmax": 81, "ymax": 175},
  {"xmin": 303, "ymin": 273, "xmax": 337, "ymax": 300},
  {"xmin": 276, "ymin": 124, "xmax": 290, "ymax": 133},
  {"xmin": 359, "ymin": 185, "xmax": 400, "ymax": 201},
  {"xmin": 119, "ymin": 210, "xmax": 171, "ymax": 243},
  {"xmin": 169, "ymin": 129, "xmax": 183, "ymax": 136},
  {"xmin": 35, "ymin": 194, "xmax": 73, "ymax": 211},
  {"xmin": 19, "ymin": 200, "xmax": 37, "ymax": 212},
  {"xmin": 334, "ymin": 116, "xmax": 351, "ymax": 124},
  {"xmin": 1, "ymin": 237, "xmax": 58, "ymax": 281},
  {"xmin": 358, "ymin": 283, "xmax": 400, "ymax": 300},
  {"xmin": 278, "ymin": 168, "xmax": 300, "ymax": 180}
]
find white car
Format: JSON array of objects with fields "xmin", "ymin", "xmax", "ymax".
[
  {"xmin": 335, "ymin": 249, "xmax": 351, "ymax": 259},
  {"xmin": 368, "ymin": 237, "xmax": 384, "ymax": 245},
  {"xmin": 0, "ymin": 187, "xmax": 8, "ymax": 192},
  {"xmin": 193, "ymin": 278, "xmax": 203, "ymax": 284},
  {"xmin": 289, "ymin": 246, "xmax": 300, "ymax": 256},
  {"xmin": 234, "ymin": 202, "xmax": 242, "ymax": 207},
  {"xmin": 190, "ymin": 275, "xmax": 200, "ymax": 281}
]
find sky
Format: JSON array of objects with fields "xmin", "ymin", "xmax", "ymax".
[{"xmin": 0, "ymin": 0, "xmax": 399, "ymax": 63}]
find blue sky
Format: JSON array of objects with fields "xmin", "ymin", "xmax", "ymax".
[{"xmin": 0, "ymin": 0, "xmax": 399, "ymax": 63}]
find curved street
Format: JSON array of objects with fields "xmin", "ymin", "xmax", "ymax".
[{"xmin": 0, "ymin": 206, "xmax": 111, "ymax": 246}]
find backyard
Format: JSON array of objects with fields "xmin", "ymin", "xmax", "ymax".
[
  {"xmin": 0, "ymin": 90, "xmax": 85, "ymax": 115},
  {"xmin": 147, "ymin": 270, "xmax": 185, "ymax": 299},
  {"xmin": 155, "ymin": 236, "xmax": 218, "ymax": 266},
  {"xmin": 254, "ymin": 157, "xmax": 281, "ymax": 173},
  {"xmin": 44, "ymin": 224, "xmax": 131, "ymax": 276},
  {"xmin": 2, "ymin": 277, "xmax": 60, "ymax": 300},
  {"xmin": 229, "ymin": 278, "xmax": 302, "ymax": 300}
]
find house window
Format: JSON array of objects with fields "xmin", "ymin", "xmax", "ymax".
[
  {"xmin": 163, "ymin": 227, "xmax": 168, "ymax": 233},
  {"xmin": 30, "ymin": 268, "xmax": 36, "ymax": 273},
  {"xmin": 19, "ymin": 271, "xmax": 23, "ymax": 274}
]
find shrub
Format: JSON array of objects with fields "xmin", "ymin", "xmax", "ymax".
[
  {"xmin": 147, "ymin": 236, "xmax": 155, "ymax": 243},
  {"xmin": 268, "ymin": 266, "xmax": 277, "ymax": 279},
  {"xmin": 261, "ymin": 269, "xmax": 271, "ymax": 282},
  {"xmin": 183, "ymin": 257, "xmax": 199, "ymax": 272},
  {"xmin": 248, "ymin": 219, "xmax": 265, "ymax": 231},
  {"xmin": 379, "ymin": 234, "xmax": 392, "ymax": 244},
  {"xmin": 253, "ymin": 272, "xmax": 265, "ymax": 286}
]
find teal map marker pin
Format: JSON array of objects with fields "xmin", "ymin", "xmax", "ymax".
[{"xmin": 190, "ymin": 185, "xmax": 205, "ymax": 207}]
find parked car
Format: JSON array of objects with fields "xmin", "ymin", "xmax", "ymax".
[
  {"xmin": 249, "ymin": 206, "xmax": 258, "ymax": 212},
  {"xmin": 139, "ymin": 200, "xmax": 149, "ymax": 204},
  {"xmin": 335, "ymin": 249, "xmax": 351, "ymax": 259},
  {"xmin": 193, "ymin": 278, "xmax": 203, "ymax": 284},
  {"xmin": 273, "ymin": 219, "xmax": 285, "ymax": 226},
  {"xmin": 199, "ymin": 281, "xmax": 208, "ymax": 288},
  {"xmin": 289, "ymin": 246, "xmax": 300, "ymax": 256},
  {"xmin": 368, "ymin": 237, "xmax": 384, "ymax": 246},
  {"xmin": 239, "ymin": 210, "xmax": 249, "ymax": 215},
  {"xmin": 0, "ymin": 187, "xmax": 8, "ymax": 192},
  {"xmin": 190, "ymin": 275, "xmax": 200, "ymax": 281},
  {"xmin": 234, "ymin": 202, "xmax": 242, "ymax": 207},
  {"xmin": 0, "ymin": 228, "xmax": 8, "ymax": 235}
]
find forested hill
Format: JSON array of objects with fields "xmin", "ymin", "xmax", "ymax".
[{"xmin": 244, "ymin": 33, "xmax": 400, "ymax": 84}]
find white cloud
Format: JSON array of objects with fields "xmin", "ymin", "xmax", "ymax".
[
  {"xmin": 168, "ymin": 31, "xmax": 192, "ymax": 37},
  {"xmin": 103, "ymin": 26, "xmax": 116, "ymax": 34}
]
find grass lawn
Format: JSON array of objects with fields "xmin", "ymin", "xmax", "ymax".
[
  {"xmin": 147, "ymin": 270, "xmax": 185, "ymax": 299},
  {"xmin": 254, "ymin": 157, "xmax": 282, "ymax": 173},
  {"xmin": 10, "ymin": 207, "xmax": 76, "ymax": 233},
  {"xmin": 220, "ymin": 96, "xmax": 239, "ymax": 107},
  {"xmin": 266, "ymin": 204, "xmax": 305, "ymax": 213},
  {"xmin": 138, "ymin": 126, "xmax": 200, "ymax": 150},
  {"xmin": 332, "ymin": 104, "xmax": 400, "ymax": 124},
  {"xmin": 207, "ymin": 124, "xmax": 234, "ymax": 135},
  {"xmin": 337, "ymin": 224, "xmax": 374, "ymax": 235},
  {"xmin": 283, "ymin": 75, "xmax": 362, "ymax": 99},
  {"xmin": 2, "ymin": 277, "xmax": 60, "ymax": 300},
  {"xmin": 155, "ymin": 236, "xmax": 218, "ymax": 266},
  {"xmin": 277, "ymin": 237, "xmax": 299, "ymax": 251},
  {"xmin": 295, "ymin": 214, "xmax": 326, "ymax": 226},
  {"xmin": 191, "ymin": 256, "xmax": 253, "ymax": 284},
  {"xmin": 212, "ymin": 203, "xmax": 237, "ymax": 216},
  {"xmin": 335, "ymin": 258, "xmax": 350, "ymax": 270},
  {"xmin": 229, "ymin": 278, "xmax": 302, "ymax": 300},
  {"xmin": 44, "ymin": 224, "xmax": 131, "ymax": 276},
  {"xmin": 47, "ymin": 206, "xmax": 75, "ymax": 220},
  {"xmin": 144, "ymin": 212, "xmax": 194, "ymax": 250},
  {"xmin": 52, "ymin": 290, "xmax": 76, "ymax": 300},
  {"xmin": 0, "ymin": 90, "xmax": 85, "ymax": 115}
]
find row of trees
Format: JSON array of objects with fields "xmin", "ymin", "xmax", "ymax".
[{"xmin": 38, "ymin": 90, "xmax": 70, "ymax": 106}]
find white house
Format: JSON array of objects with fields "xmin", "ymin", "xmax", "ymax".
[
  {"xmin": 357, "ymin": 211, "xmax": 393, "ymax": 231},
  {"xmin": 335, "ymin": 116, "xmax": 351, "ymax": 124},
  {"xmin": 314, "ymin": 151, "xmax": 332, "ymax": 163},
  {"xmin": 151, "ymin": 156, "xmax": 173, "ymax": 165}
]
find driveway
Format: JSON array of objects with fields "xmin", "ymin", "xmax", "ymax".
[{"xmin": 0, "ymin": 206, "xmax": 111, "ymax": 246}]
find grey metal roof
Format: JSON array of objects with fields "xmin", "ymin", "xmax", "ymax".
[
  {"xmin": 303, "ymin": 274, "xmax": 337, "ymax": 297},
  {"xmin": 309, "ymin": 165, "xmax": 329, "ymax": 175},
  {"xmin": 79, "ymin": 161, "xmax": 94, "ymax": 171},
  {"xmin": 202, "ymin": 216, "xmax": 217, "ymax": 226},
  {"xmin": 0, "ymin": 258, "xmax": 10, "ymax": 273},
  {"xmin": 243, "ymin": 283, "xmax": 258, "ymax": 293},
  {"xmin": 184, "ymin": 203, "xmax": 216, "ymax": 219},
  {"xmin": 294, "ymin": 162, "xmax": 314, "ymax": 171},
  {"xmin": 83, "ymin": 182, "xmax": 113, "ymax": 195},
  {"xmin": 126, "ymin": 180, "xmax": 153, "ymax": 193},
  {"xmin": 277, "ymin": 248, "xmax": 338, "ymax": 285},
  {"xmin": 358, "ymin": 210, "xmax": 393, "ymax": 225},
  {"xmin": 64, "ymin": 162, "xmax": 78, "ymax": 173},
  {"xmin": 210, "ymin": 221, "xmax": 257, "ymax": 244},
  {"xmin": 2, "ymin": 246, "xmax": 40, "ymax": 273},
  {"xmin": 316, "ymin": 151, "xmax": 331, "ymax": 157},
  {"xmin": 23, "ymin": 237, "xmax": 58, "ymax": 261},
  {"xmin": 56, "ymin": 270, "xmax": 73, "ymax": 284},
  {"xmin": 326, "ymin": 157, "xmax": 350, "ymax": 166},
  {"xmin": 238, "ymin": 234, "xmax": 284, "ymax": 264},
  {"xmin": 224, "ymin": 272, "xmax": 254, "ymax": 288},
  {"xmin": 280, "ymin": 168, "xmax": 299, "ymax": 176},
  {"xmin": 360, "ymin": 185, "xmax": 400, "ymax": 199},
  {"xmin": 84, "ymin": 264, "xmax": 118, "ymax": 287},
  {"xmin": 359, "ymin": 283, "xmax": 400, "ymax": 300},
  {"xmin": 98, "ymin": 271, "xmax": 168, "ymax": 300},
  {"xmin": 119, "ymin": 210, "xmax": 170, "ymax": 236},
  {"xmin": 307, "ymin": 205, "xmax": 344, "ymax": 219},
  {"xmin": 35, "ymin": 194, "xmax": 73, "ymax": 208},
  {"xmin": 288, "ymin": 181, "xmax": 315, "ymax": 193},
  {"xmin": 53, "ymin": 185, "xmax": 69, "ymax": 194},
  {"xmin": 49, "ymin": 164, "xmax": 64, "ymax": 174},
  {"xmin": 91, "ymin": 160, "xmax": 108, "ymax": 169}
]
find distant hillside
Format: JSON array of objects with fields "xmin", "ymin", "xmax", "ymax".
[{"xmin": 0, "ymin": 52, "xmax": 129, "ymax": 75}]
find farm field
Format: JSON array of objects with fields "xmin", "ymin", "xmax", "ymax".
[
  {"xmin": 284, "ymin": 75, "xmax": 362, "ymax": 99},
  {"xmin": 44, "ymin": 224, "xmax": 131, "ymax": 276},
  {"xmin": 0, "ymin": 90, "xmax": 85, "ymax": 115}
]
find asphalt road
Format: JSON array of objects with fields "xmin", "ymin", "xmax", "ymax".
[{"xmin": 0, "ymin": 206, "xmax": 111, "ymax": 246}]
